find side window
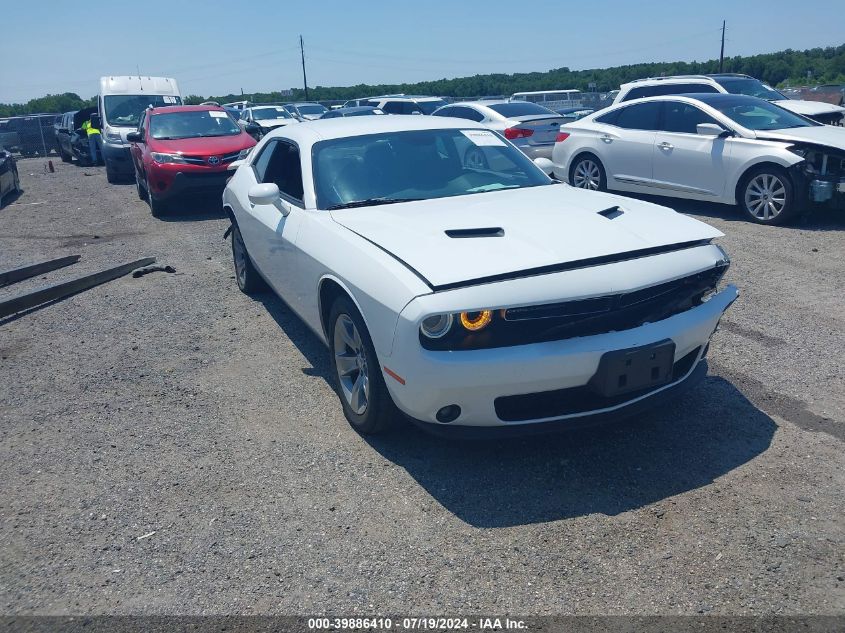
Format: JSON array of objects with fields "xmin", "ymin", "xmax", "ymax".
[
  {"xmin": 623, "ymin": 86, "xmax": 657, "ymax": 101},
  {"xmin": 252, "ymin": 140, "xmax": 276, "ymax": 182},
  {"xmin": 432, "ymin": 106, "xmax": 454, "ymax": 118},
  {"xmin": 452, "ymin": 106, "xmax": 484, "ymax": 122},
  {"xmin": 614, "ymin": 102, "xmax": 661, "ymax": 131},
  {"xmin": 660, "ymin": 101, "xmax": 721, "ymax": 134},
  {"xmin": 137, "ymin": 111, "xmax": 146, "ymax": 133},
  {"xmin": 402, "ymin": 102, "xmax": 423, "ymax": 115},
  {"xmin": 624, "ymin": 83, "xmax": 721, "ymax": 102},
  {"xmin": 382, "ymin": 101, "xmax": 404, "ymax": 114},
  {"xmin": 595, "ymin": 108, "xmax": 621, "ymax": 125},
  {"xmin": 260, "ymin": 141, "xmax": 304, "ymax": 203}
]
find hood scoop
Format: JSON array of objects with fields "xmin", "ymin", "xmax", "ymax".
[
  {"xmin": 597, "ymin": 206, "xmax": 624, "ymax": 220},
  {"xmin": 445, "ymin": 227, "xmax": 504, "ymax": 238}
]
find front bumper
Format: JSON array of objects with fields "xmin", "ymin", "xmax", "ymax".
[
  {"xmin": 102, "ymin": 143, "xmax": 133, "ymax": 175},
  {"xmin": 382, "ymin": 285, "xmax": 737, "ymax": 428},
  {"xmin": 148, "ymin": 166, "xmax": 231, "ymax": 201}
]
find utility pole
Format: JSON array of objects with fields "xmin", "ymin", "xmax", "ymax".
[
  {"xmin": 719, "ymin": 21, "xmax": 726, "ymax": 73},
  {"xmin": 300, "ymin": 35, "xmax": 309, "ymax": 101}
]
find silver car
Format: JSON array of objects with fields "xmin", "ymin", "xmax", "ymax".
[{"xmin": 432, "ymin": 101, "xmax": 567, "ymax": 159}]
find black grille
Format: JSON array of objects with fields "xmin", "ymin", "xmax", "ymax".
[
  {"xmin": 421, "ymin": 265, "xmax": 728, "ymax": 351},
  {"xmin": 494, "ymin": 347, "xmax": 701, "ymax": 422}
]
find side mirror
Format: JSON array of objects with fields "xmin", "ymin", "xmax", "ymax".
[
  {"xmin": 248, "ymin": 182, "xmax": 289, "ymax": 216},
  {"xmin": 126, "ymin": 131, "xmax": 142, "ymax": 143},
  {"xmin": 90, "ymin": 114, "xmax": 101, "ymax": 128},
  {"xmin": 697, "ymin": 123, "xmax": 729, "ymax": 137},
  {"xmin": 533, "ymin": 157, "xmax": 556, "ymax": 177}
]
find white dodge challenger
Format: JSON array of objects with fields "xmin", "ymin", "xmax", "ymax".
[{"xmin": 222, "ymin": 116, "xmax": 738, "ymax": 435}]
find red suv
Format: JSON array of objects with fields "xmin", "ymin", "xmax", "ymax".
[{"xmin": 127, "ymin": 105, "xmax": 256, "ymax": 216}]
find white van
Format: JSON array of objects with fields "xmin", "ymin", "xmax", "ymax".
[
  {"xmin": 511, "ymin": 90, "xmax": 583, "ymax": 110},
  {"xmin": 97, "ymin": 76, "xmax": 181, "ymax": 182}
]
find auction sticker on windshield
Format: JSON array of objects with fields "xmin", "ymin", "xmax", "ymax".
[
  {"xmin": 209, "ymin": 111, "xmax": 227, "ymax": 118},
  {"xmin": 461, "ymin": 130, "xmax": 506, "ymax": 146}
]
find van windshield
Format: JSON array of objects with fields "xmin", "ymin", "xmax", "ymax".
[{"xmin": 104, "ymin": 95, "xmax": 183, "ymax": 127}]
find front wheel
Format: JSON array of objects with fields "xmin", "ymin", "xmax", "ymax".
[
  {"xmin": 738, "ymin": 166, "xmax": 798, "ymax": 225},
  {"xmin": 146, "ymin": 178, "xmax": 167, "ymax": 218},
  {"xmin": 570, "ymin": 154, "xmax": 606, "ymax": 191},
  {"xmin": 329, "ymin": 296, "xmax": 398, "ymax": 434},
  {"xmin": 12, "ymin": 168, "xmax": 21, "ymax": 193},
  {"xmin": 105, "ymin": 162, "xmax": 119, "ymax": 184},
  {"xmin": 135, "ymin": 171, "xmax": 148, "ymax": 201}
]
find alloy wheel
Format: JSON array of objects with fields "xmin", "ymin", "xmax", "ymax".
[
  {"xmin": 744, "ymin": 174, "xmax": 787, "ymax": 221},
  {"xmin": 333, "ymin": 314, "xmax": 369, "ymax": 415},
  {"xmin": 573, "ymin": 159, "xmax": 601, "ymax": 190}
]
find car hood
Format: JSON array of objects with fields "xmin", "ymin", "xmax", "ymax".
[
  {"xmin": 257, "ymin": 118, "xmax": 293, "ymax": 127},
  {"xmin": 151, "ymin": 134, "xmax": 253, "ymax": 154},
  {"xmin": 300, "ymin": 114, "xmax": 324, "ymax": 120},
  {"xmin": 756, "ymin": 124, "xmax": 845, "ymax": 150},
  {"xmin": 330, "ymin": 185, "xmax": 722, "ymax": 289},
  {"xmin": 775, "ymin": 99, "xmax": 845, "ymax": 116}
]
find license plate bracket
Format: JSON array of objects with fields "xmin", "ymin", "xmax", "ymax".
[{"xmin": 589, "ymin": 339, "xmax": 676, "ymax": 398}]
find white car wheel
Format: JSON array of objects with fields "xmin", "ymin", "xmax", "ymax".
[
  {"xmin": 739, "ymin": 167, "xmax": 798, "ymax": 225},
  {"xmin": 571, "ymin": 156, "xmax": 605, "ymax": 191},
  {"xmin": 334, "ymin": 314, "xmax": 370, "ymax": 415}
]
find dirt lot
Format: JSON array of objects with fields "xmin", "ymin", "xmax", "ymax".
[{"xmin": 1, "ymin": 157, "xmax": 844, "ymax": 616}]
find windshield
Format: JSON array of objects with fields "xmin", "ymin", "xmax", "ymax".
[
  {"xmin": 418, "ymin": 99, "xmax": 448, "ymax": 115},
  {"xmin": 488, "ymin": 102, "xmax": 555, "ymax": 117},
  {"xmin": 313, "ymin": 128, "xmax": 550, "ymax": 209},
  {"xmin": 714, "ymin": 77, "xmax": 785, "ymax": 101},
  {"xmin": 149, "ymin": 110, "xmax": 241, "ymax": 140},
  {"xmin": 709, "ymin": 96, "xmax": 818, "ymax": 131},
  {"xmin": 253, "ymin": 107, "xmax": 292, "ymax": 120},
  {"xmin": 297, "ymin": 104, "xmax": 328, "ymax": 115},
  {"xmin": 103, "ymin": 95, "xmax": 182, "ymax": 127}
]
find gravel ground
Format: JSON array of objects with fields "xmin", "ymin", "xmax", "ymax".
[{"xmin": 0, "ymin": 157, "xmax": 843, "ymax": 616}]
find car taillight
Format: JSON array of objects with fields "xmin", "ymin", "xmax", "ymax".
[
  {"xmin": 555, "ymin": 132, "xmax": 570, "ymax": 142},
  {"xmin": 503, "ymin": 127, "xmax": 534, "ymax": 140}
]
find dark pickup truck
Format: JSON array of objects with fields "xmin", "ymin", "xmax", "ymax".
[
  {"xmin": 0, "ymin": 114, "xmax": 58, "ymax": 156},
  {"xmin": 54, "ymin": 107, "xmax": 99, "ymax": 164}
]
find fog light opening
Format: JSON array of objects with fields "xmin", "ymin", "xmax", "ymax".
[{"xmin": 436, "ymin": 405, "xmax": 461, "ymax": 423}]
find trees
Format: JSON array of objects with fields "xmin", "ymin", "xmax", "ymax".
[{"xmin": 3, "ymin": 44, "xmax": 843, "ymax": 113}]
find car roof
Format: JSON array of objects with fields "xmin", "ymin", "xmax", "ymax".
[
  {"xmin": 148, "ymin": 104, "xmax": 225, "ymax": 115},
  {"xmin": 375, "ymin": 96, "xmax": 444, "ymax": 102},
  {"xmin": 266, "ymin": 114, "xmax": 485, "ymax": 144}
]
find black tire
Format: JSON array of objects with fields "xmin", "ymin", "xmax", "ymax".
[
  {"xmin": 59, "ymin": 148, "xmax": 71, "ymax": 163},
  {"xmin": 12, "ymin": 168, "xmax": 21, "ymax": 194},
  {"xmin": 569, "ymin": 153, "xmax": 607, "ymax": 191},
  {"xmin": 328, "ymin": 295, "xmax": 398, "ymax": 434},
  {"xmin": 737, "ymin": 165, "xmax": 799, "ymax": 225},
  {"xmin": 135, "ymin": 171, "xmax": 148, "ymax": 201},
  {"xmin": 106, "ymin": 163, "xmax": 119, "ymax": 184},
  {"xmin": 146, "ymin": 183, "xmax": 167, "ymax": 219},
  {"xmin": 230, "ymin": 222, "xmax": 266, "ymax": 294}
]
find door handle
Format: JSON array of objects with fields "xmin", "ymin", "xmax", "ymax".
[{"xmin": 658, "ymin": 141, "xmax": 673, "ymax": 150}]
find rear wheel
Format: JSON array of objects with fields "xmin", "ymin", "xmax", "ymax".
[
  {"xmin": 12, "ymin": 168, "xmax": 20, "ymax": 193},
  {"xmin": 230, "ymin": 222, "xmax": 266, "ymax": 294},
  {"xmin": 570, "ymin": 154, "xmax": 606, "ymax": 191},
  {"xmin": 329, "ymin": 296, "xmax": 397, "ymax": 434},
  {"xmin": 738, "ymin": 166, "xmax": 798, "ymax": 225},
  {"xmin": 59, "ymin": 147, "xmax": 72, "ymax": 163}
]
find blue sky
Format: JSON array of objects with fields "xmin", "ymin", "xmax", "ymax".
[{"xmin": 1, "ymin": 0, "xmax": 843, "ymax": 102}]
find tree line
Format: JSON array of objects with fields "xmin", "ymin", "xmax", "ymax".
[{"xmin": 3, "ymin": 44, "xmax": 843, "ymax": 116}]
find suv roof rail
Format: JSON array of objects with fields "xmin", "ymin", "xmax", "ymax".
[{"xmin": 627, "ymin": 75, "xmax": 713, "ymax": 84}]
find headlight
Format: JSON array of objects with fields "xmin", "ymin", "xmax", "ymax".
[
  {"xmin": 459, "ymin": 310, "xmax": 493, "ymax": 331},
  {"xmin": 105, "ymin": 132, "xmax": 123, "ymax": 145},
  {"xmin": 420, "ymin": 313, "xmax": 453, "ymax": 339},
  {"xmin": 151, "ymin": 152, "xmax": 188, "ymax": 164},
  {"xmin": 237, "ymin": 148, "xmax": 252, "ymax": 160}
]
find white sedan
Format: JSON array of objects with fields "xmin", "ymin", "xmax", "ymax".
[
  {"xmin": 553, "ymin": 93, "xmax": 845, "ymax": 225},
  {"xmin": 222, "ymin": 116, "xmax": 737, "ymax": 435}
]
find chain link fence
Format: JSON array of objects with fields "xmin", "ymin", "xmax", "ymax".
[{"xmin": 0, "ymin": 113, "xmax": 59, "ymax": 158}]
